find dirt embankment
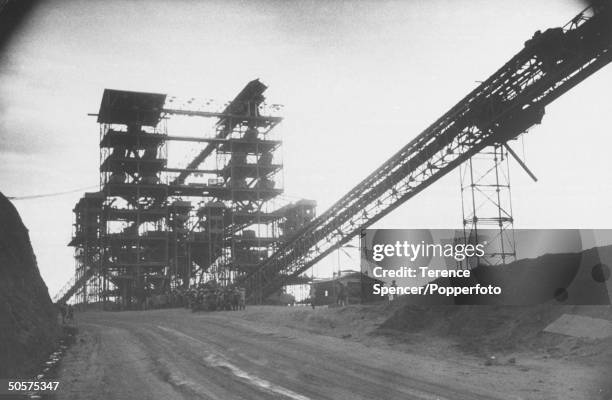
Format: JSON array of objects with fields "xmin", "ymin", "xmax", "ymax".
[
  {"xmin": 234, "ymin": 302, "xmax": 612, "ymax": 398},
  {"xmin": 236, "ymin": 301, "xmax": 611, "ymax": 364},
  {"xmin": 0, "ymin": 192, "xmax": 60, "ymax": 378},
  {"xmin": 380, "ymin": 303, "xmax": 611, "ymax": 356},
  {"xmin": 375, "ymin": 245, "xmax": 612, "ymax": 366}
]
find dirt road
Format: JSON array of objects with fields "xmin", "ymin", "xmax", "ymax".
[{"xmin": 57, "ymin": 308, "xmax": 595, "ymax": 400}]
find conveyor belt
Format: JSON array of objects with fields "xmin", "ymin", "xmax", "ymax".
[{"xmin": 241, "ymin": 3, "xmax": 612, "ymax": 301}]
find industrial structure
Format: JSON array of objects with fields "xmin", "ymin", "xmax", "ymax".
[
  {"xmin": 237, "ymin": 3, "xmax": 612, "ymax": 301},
  {"xmin": 57, "ymin": 80, "xmax": 316, "ymax": 308},
  {"xmin": 56, "ymin": 3, "xmax": 612, "ymax": 307},
  {"xmin": 460, "ymin": 144, "xmax": 518, "ymax": 266}
]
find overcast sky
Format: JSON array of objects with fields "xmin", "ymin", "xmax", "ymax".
[{"xmin": 1, "ymin": 0, "xmax": 611, "ymax": 296}]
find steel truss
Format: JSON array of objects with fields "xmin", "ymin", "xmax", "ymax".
[
  {"xmin": 240, "ymin": 4, "xmax": 612, "ymax": 301},
  {"xmin": 62, "ymin": 81, "xmax": 318, "ymax": 307},
  {"xmin": 460, "ymin": 144, "xmax": 516, "ymax": 266}
]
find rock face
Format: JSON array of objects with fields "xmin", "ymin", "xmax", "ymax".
[{"xmin": 0, "ymin": 192, "xmax": 59, "ymax": 378}]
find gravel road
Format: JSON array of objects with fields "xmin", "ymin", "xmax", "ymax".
[{"xmin": 56, "ymin": 308, "xmax": 591, "ymax": 400}]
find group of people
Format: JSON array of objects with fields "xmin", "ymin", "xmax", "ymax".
[
  {"xmin": 186, "ymin": 281, "xmax": 246, "ymax": 312},
  {"xmin": 335, "ymin": 281, "xmax": 348, "ymax": 306},
  {"xmin": 144, "ymin": 281, "xmax": 246, "ymax": 312}
]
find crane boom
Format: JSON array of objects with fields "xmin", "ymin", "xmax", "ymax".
[{"xmin": 241, "ymin": 4, "xmax": 612, "ymax": 301}]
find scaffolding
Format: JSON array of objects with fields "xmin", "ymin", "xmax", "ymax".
[
  {"xmin": 65, "ymin": 192, "xmax": 104, "ymax": 305},
  {"xmin": 97, "ymin": 89, "xmax": 169, "ymax": 309},
  {"xmin": 460, "ymin": 144, "xmax": 516, "ymax": 266},
  {"xmin": 66, "ymin": 80, "xmax": 316, "ymax": 309}
]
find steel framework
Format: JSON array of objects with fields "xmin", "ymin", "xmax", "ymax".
[
  {"xmin": 239, "ymin": 4, "xmax": 612, "ymax": 301},
  {"xmin": 460, "ymin": 144, "xmax": 516, "ymax": 266},
  {"xmin": 61, "ymin": 80, "xmax": 317, "ymax": 308}
]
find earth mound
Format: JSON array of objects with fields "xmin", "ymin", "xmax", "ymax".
[{"xmin": 0, "ymin": 192, "xmax": 60, "ymax": 378}]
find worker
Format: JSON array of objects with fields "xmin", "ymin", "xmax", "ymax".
[
  {"xmin": 59, "ymin": 303, "xmax": 67, "ymax": 324},
  {"xmin": 310, "ymin": 285, "xmax": 318, "ymax": 309},
  {"xmin": 66, "ymin": 305, "xmax": 74, "ymax": 323},
  {"xmin": 337, "ymin": 282, "xmax": 347, "ymax": 307},
  {"xmin": 389, "ymin": 280, "xmax": 398, "ymax": 302}
]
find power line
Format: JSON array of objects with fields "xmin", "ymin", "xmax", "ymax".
[{"xmin": 6, "ymin": 185, "xmax": 99, "ymax": 201}]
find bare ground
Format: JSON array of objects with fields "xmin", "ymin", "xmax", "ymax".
[{"xmin": 56, "ymin": 305, "xmax": 612, "ymax": 400}]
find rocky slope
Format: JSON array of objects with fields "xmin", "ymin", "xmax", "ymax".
[{"xmin": 0, "ymin": 192, "xmax": 59, "ymax": 378}]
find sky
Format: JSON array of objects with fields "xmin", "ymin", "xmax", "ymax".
[{"xmin": 1, "ymin": 0, "xmax": 611, "ymax": 297}]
